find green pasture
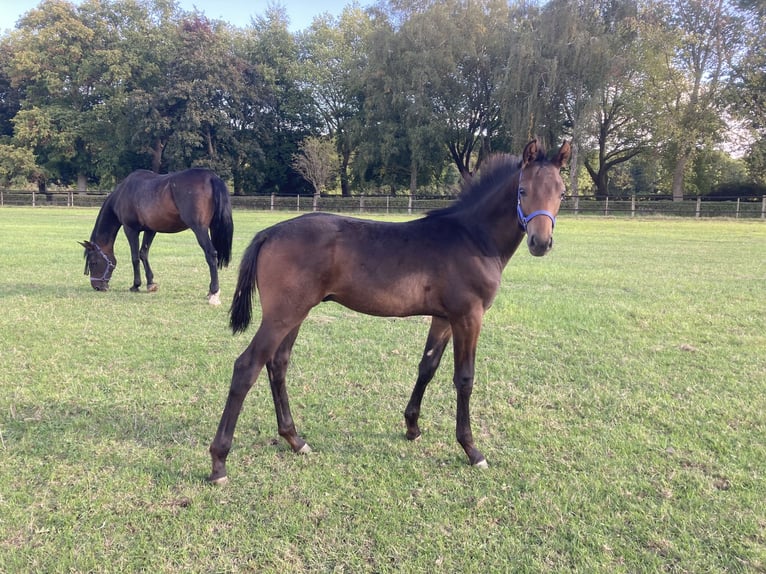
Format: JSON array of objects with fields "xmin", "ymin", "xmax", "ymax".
[{"xmin": 1, "ymin": 208, "xmax": 764, "ymax": 572}]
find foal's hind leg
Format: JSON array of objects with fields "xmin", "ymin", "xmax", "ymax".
[
  {"xmin": 189, "ymin": 225, "xmax": 220, "ymax": 305},
  {"xmin": 209, "ymin": 321, "xmax": 300, "ymax": 484},
  {"xmin": 404, "ymin": 316, "xmax": 452, "ymax": 441},
  {"xmin": 266, "ymin": 326, "xmax": 311, "ymax": 454}
]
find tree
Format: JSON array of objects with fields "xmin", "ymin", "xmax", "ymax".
[
  {"xmin": 8, "ymin": 0, "xmax": 106, "ymax": 190},
  {"xmin": 730, "ymin": 0, "xmax": 766, "ymax": 183},
  {"xmin": 660, "ymin": 0, "xmax": 743, "ymax": 201},
  {"xmin": 292, "ymin": 136, "xmax": 337, "ymax": 194},
  {"xmin": 0, "ymin": 143, "xmax": 43, "ymax": 188},
  {"xmin": 242, "ymin": 7, "xmax": 319, "ymax": 195},
  {"xmin": 299, "ymin": 7, "xmax": 373, "ymax": 196}
]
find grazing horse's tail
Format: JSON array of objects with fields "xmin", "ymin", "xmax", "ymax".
[
  {"xmin": 210, "ymin": 175, "xmax": 233, "ymax": 269},
  {"xmin": 229, "ymin": 232, "xmax": 267, "ymax": 334}
]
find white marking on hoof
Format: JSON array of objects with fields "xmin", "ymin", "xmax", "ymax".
[
  {"xmin": 147, "ymin": 283, "xmax": 159, "ymax": 293},
  {"xmin": 473, "ymin": 459, "xmax": 489, "ymax": 469},
  {"xmin": 208, "ymin": 291, "xmax": 221, "ymax": 306},
  {"xmin": 297, "ymin": 443, "xmax": 312, "ymax": 454},
  {"xmin": 210, "ymin": 475, "xmax": 229, "ymax": 486}
]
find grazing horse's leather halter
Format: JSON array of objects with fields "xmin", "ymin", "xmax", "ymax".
[
  {"xmin": 516, "ymin": 168, "xmax": 557, "ymax": 232},
  {"xmin": 85, "ymin": 243, "xmax": 115, "ymax": 284}
]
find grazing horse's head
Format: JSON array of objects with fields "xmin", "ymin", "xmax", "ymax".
[
  {"xmin": 80, "ymin": 241, "xmax": 116, "ymax": 291},
  {"xmin": 516, "ymin": 139, "xmax": 571, "ymax": 257}
]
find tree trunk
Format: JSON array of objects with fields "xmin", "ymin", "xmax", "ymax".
[
  {"xmin": 409, "ymin": 156, "xmax": 418, "ymax": 196},
  {"xmin": 151, "ymin": 139, "xmax": 164, "ymax": 173},
  {"xmin": 671, "ymin": 153, "xmax": 689, "ymax": 202},
  {"xmin": 340, "ymin": 148, "xmax": 350, "ymax": 197},
  {"xmin": 77, "ymin": 173, "xmax": 87, "ymax": 192},
  {"xmin": 568, "ymin": 141, "xmax": 579, "ymax": 198}
]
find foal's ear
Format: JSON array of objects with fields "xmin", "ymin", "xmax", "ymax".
[
  {"xmin": 553, "ymin": 141, "xmax": 571, "ymax": 168},
  {"xmin": 521, "ymin": 139, "xmax": 539, "ymax": 167},
  {"xmin": 79, "ymin": 240, "xmax": 91, "ymax": 250}
]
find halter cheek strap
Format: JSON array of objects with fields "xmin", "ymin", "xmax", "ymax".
[{"xmin": 517, "ymin": 169, "xmax": 557, "ymax": 232}]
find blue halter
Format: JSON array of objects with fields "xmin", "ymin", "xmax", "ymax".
[{"xmin": 516, "ymin": 169, "xmax": 557, "ymax": 232}]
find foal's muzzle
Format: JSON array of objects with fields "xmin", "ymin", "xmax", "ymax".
[{"xmin": 527, "ymin": 232, "xmax": 554, "ymax": 257}]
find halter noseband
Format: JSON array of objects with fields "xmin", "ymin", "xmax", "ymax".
[
  {"xmin": 86, "ymin": 243, "xmax": 115, "ymax": 283},
  {"xmin": 517, "ymin": 168, "xmax": 557, "ymax": 232}
]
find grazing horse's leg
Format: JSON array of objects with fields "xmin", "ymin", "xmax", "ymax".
[
  {"xmin": 208, "ymin": 321, "xmax": 299, "ymax": 484},
  {"xmin": 451, "ymin": 311, "xmax": 488, "ymax": 468},
  {"xmin": 139, "ymin": 230, "xmax": 158, "ymax": 291},
  {"xmin": 189, "ymin": 225, "xmax": 220, "ymax": 305},
  {"xmin": 404, "ymin": 316, "xmax": 452, "ymax": 441},
  {"xmin": 122, "ymin": 226, "xmax": 143, "ymax": 292},
  {"xmin": 266, "ymin": 326, "xmax": 311, "ymax": 454}
]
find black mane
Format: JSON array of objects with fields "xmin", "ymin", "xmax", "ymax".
[{"xmin": 426, "ymin": 153, "xmax": 526, "ymax": 219}]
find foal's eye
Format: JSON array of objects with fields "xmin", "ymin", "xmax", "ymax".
[
  {"xmin": 560, "ymin": 191, "xmax": 566, "ymax": 200},
  {"xmin": 518, "ymin": 187, "xmax": 527, "ymax": 196}
]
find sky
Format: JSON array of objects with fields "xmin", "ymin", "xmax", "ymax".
[{"xmin": 0, "ymin": 0, "xmax": 362, "ymax": 33}]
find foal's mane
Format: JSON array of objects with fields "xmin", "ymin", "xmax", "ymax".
[{"xmin": 427, "ymin": 151, "xmax": 544, "ymax": 220}]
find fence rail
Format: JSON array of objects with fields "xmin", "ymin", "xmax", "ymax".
[{"xmin": 1, "ymin": 189, "xmax": 765, "ymax": 219}]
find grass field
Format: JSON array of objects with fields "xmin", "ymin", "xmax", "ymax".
[{"xmin": 1, "ymin": 207, "xmax": 764, "ymax": 573}]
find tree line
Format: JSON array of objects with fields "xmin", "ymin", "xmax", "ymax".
[{"xmin": 0, "ymin": 0, "xmax": 764, "ymax": 201}]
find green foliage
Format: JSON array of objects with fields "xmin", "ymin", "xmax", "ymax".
[
  {"xmin": 0, "ymin": 143, "xmax": 43, "ymax": 187},
  {"xmin": 0, "ymin": 0, "xmax": 762, "ymax": 197},
  {"xmin": 0, "ymin": 208, "xmax": 764, "ymax": 572}
]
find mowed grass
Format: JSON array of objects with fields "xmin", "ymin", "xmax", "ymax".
[{"xmin": 0, "ymin": 207, "xmax": 764, "ymax": 573}]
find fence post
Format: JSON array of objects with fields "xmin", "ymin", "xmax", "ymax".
[
  {"xmin": 408, "ymin": 194, "xmax": 413, "ymax": 216},
  {"xmin": 313, "ymin": 193, "xmax": 319, "ymax": 212},
  {"xmin": 1, "ymin": 190, "xmax": 3, "ymax": 206},
  {"xmin": 762, "ymin": 195, "xmax": 765, "ymax": 220},
  {"xmin": 631, "ymin": 194, "xmax": 636, "ymax": 218},
  {"xmin": 604, "ymin": 196, "xmax": 609, "ymax": 216},
  {"xmin": 736, "ymin": 198, "xmax": 740, "ymax": 219},
  {"xmin": 32, "ymin": 190, "xmax": 36, "ymax": 207},
  {"xmin": 573, "ymin": 195, "xmax": 579, "ymax": 215},
  {"xmin": 270, "ymin": 193, "xmax": 275, "ymax": 211},
  {"xmin": 696, "ymin": 196, "xmax": 701, "ymax": 219},
  {"xmin": 386, "ymin": 196, "xmax": 390, "ymax": 214},
  {"xmin": 296, "ymin": 194, "xmax": 300, "ymax": 211},
  {"xmin": 359, "ymin": 193, "xmax": 365, "ymax": 213}
]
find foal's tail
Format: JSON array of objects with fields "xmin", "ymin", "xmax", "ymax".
[
  {"xmin": 229, "ymin": 232, "xmax": 267, "ymax": 334},
  {"xmin": 210, "ymin": 175, "xmax": 233, "ymax": 269}
]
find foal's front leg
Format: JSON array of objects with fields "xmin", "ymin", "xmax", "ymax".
[{"xmin": 451, "ymin": 312, "xmax": 488, "ymax": 468}]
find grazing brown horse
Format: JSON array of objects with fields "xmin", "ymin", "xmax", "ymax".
[
  {"xmin": 209, "ymin": 139, "xmax": 570, "ymax": 483},
  {"xmin": 81, "ymin": 168, "xmax": 233, "ymax": 305}
]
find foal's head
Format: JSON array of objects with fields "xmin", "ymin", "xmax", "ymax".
[
  {"xmin": 516, "ymin": 139, "xmax": 571, "ymax": 257},
  {"xmin": 80, "ymin": 241, "xmax": 116, "ymax": 291}
]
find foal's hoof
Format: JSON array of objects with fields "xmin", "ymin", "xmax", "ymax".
[
  {"xmin": 147, "ymin": 283, "xmax": 159, "ymax": 293},
  {"xmin": 473, "ymin": 459, "xmax": 489, "ymax": 469},
  {"xmin": 208, "ymin": 291, "xmax": 221, "ymax": 306},
  {"xmin": 297, "ymin": 443, "xmax": 312, "ymax": 454}
]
